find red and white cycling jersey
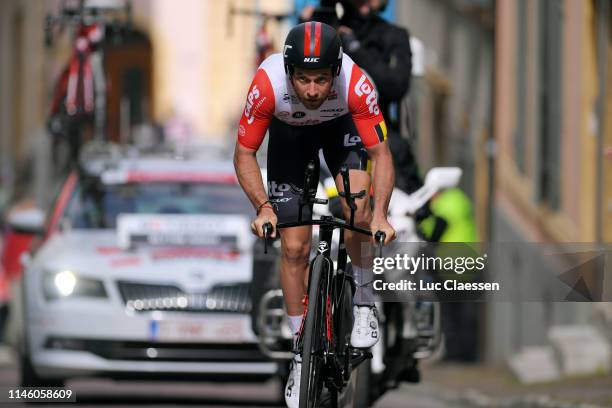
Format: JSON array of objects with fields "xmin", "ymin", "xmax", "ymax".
[{"xmin": 237, "ymin": 53, "xmax": 388, "ymax": 150}]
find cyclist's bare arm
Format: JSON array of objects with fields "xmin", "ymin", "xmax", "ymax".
[
  {"xmin": 346, "ymin": 64, "xmax": 396, "ymax": 244},
  {"xmin": 233, "ymin": 142, "xmax": 277, "ymax": 238},
  {"xmin": 366, "ymin": 140, "xmax": 396, "ymax": 243},
  {"xmin": 233, "ymin": 142, "xmax": 266, "ymax": 209},
  {"xmin": 234, "ymin": 66, "xmax": 276, "ymax": 238}
]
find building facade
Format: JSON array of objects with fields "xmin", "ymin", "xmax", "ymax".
[{"xmin": 397, "ymin": 0, "xmax": 611, "ymax": 362}]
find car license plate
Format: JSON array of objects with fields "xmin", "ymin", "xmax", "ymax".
[{"xmin": 150, "ymin": 316, "xmax": 248, "ymax": 343}]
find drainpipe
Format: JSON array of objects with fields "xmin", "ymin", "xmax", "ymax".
[
  {"xmin": 487, "ymin": 0, "xmax": 497, "ymax": 242},
  {"xmin": 595, "ymin": 0, "xmax": 609, "ymax": 243},
  {"xmin": 0, "ymin": 1, "xmax": 15, "ymax": 209}
]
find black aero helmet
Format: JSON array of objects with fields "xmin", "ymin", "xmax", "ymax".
[{"xmin": 283, "ymin": 22, "xmax": 343, "ymax": 76}]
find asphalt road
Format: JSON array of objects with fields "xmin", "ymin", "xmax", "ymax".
[{"xmin": 0, "ymin": 358, "xmax": 459, "ymax": 408}]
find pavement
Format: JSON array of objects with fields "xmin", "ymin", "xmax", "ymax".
[
  {"xmin": 420, "ymin": 362, "xmax": 612, "ymax": 408},
  {"xmin": 0, "ymin": 346, "xmax": 612, "ymax": 408},
  {"xmin": 0, "ymin": 347, "xmax": 609, "ymax": 407}
]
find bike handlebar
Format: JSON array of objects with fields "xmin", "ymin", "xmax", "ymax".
[
  {"xmin": 262, "ymin": 219, "xmax": 385, "ymax": 255},
  {"xmin": 260, "ymin": 159, "xmax": 386, "ymax": 254}
]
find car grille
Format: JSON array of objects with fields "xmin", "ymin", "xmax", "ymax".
[
  {"xmin": 117, "ymin": 281, "xmax": 251, "ymax": 313},
  {"xmin": 44, "ymin": 337, "xmax": 268, "ymax": 362}
]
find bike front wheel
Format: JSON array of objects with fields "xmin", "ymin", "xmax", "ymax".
[{"xmin": 299, "ymin": 255, "xmax": 329, "ymax": 408}]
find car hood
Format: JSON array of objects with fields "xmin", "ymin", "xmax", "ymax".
[{"xmin": 34, "ymin": 230, "xmax": 255, "ymax": 290}]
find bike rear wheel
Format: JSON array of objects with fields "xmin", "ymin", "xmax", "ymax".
[{"xmin": 299, "ymin": 255, "xmax": 328, "ymax": 408}]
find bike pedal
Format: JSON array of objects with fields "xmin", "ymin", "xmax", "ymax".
[
  {"xmin": 349, "ymin": 348, "xmax": 372, "ymax": 367},
  {"xmin": 349, "ymin": 348, "xmax": 373, "ymax": 359}
]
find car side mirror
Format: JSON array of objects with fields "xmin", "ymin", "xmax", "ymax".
[{"xmin": 7, "ymin": 207, "xmax": 46, "ymax": 236}]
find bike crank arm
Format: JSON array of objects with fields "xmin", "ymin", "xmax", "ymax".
[{"xmin": 349, "ymin": 348, "xmax": 373, "ymax": 368}]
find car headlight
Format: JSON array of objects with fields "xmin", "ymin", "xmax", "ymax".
[{"xmin": 43, "ymin": 270, "xmax": 107, "ymax": 300}]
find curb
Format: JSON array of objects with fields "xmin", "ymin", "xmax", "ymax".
[
  {"xmin": 444, "ymin": 388, "xmax": 609, "ymax": 408},
  {"xmin": 0, "ymin": 345, "xmax": 14, "ymax": 366}
]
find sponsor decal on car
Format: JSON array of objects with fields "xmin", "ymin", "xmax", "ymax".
[
  {"xmin": 152, "ymin": 247, "xmax": 241, "ymax": 261},
  {"xmin": 110, "ymin": 257, "xmax": 142, "ymax": 267},
  {"xmin": 117, "ymin": 214, "xmax": 251, "ymax": 251}
]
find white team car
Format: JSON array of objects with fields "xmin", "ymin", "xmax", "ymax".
[{"xmin": 15, "ymin": 144, "xmax": 283, "ymax": 387}]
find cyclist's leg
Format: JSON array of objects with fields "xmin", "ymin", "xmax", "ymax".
[
  {"xmin": 267, "ymin": 118, "xmax": 320, "ymax": 325},
  {"xmin": 322, "ymin": 115, "xmax": 372, "ymax": 278},
  {"xmin": 323, "ymin": 116, "xmax": 380, "ymax": 348}
]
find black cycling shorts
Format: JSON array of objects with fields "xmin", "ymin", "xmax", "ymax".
[{"xmin": 267, "ymin": 114, "xmax": 369, "ymax": 223}]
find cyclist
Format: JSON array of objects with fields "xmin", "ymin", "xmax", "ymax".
[{"xmin": 233, "ymin": 22, "xmax": 396, "ymax": 407}]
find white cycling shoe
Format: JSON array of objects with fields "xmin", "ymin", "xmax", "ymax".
[
  {"xmin": 350, "ymin": 305, "xmax": 379, "ymax": 348},
  {"xmin": 284, "ymin": 354, "xmax": 302, "ymax": 408}
]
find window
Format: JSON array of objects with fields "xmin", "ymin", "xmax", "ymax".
[{"xmin": 65, "ymin": 181, "xmax": 253, "ymax": 229}]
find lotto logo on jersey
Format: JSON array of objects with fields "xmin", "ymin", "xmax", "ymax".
[
  {"xmin": 268, "ymin": 181, "xmax": 291, "ymax": 197},
  {"xmin": 244, "ymin": 85, "xmax": 264, "ymax": 125},
  {"xmin": 354, "ymin": 74, "xmax": 380, "ymax": 115},
  {"xmin": 343, "ymin": 133, "xmax": 361, "ymax": 147}
]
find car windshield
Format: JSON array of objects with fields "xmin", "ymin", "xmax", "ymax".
[{"xmin": 64, "ymin": 179, "xmax": 252, "ymax": 229}]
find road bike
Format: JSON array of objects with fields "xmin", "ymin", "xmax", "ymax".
[
  {"xmin": 256, "ymin": 164, "xmax": 462, "ymax": 406},
  {"xmin": 261, "ymin": 162, "xmax": 385, "ymax": 408}
]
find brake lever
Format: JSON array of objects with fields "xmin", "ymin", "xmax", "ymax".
[{"xmin": 374, "ymin": 231, "xmax": 386, "ymax": 259}]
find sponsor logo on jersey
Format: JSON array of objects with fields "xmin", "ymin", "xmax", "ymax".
[
  {"xmin": 327, "ymin": 90, "xmax": 338, "ymax": 101},
  {"xmin": 270, "ymin": 197, "xmax": 292, "ymax": 203},
  {"xmin": 292, "ymin": 111, "xmax": 306, "ymax": 119},
  {"xmin": 282, "ymin": 93, "xmax": 300, "ymax": 104},
  {"xmin": 244, "ymin": 85, "xmax": 266, "ymax": 124},
  {"xmin": 238, "ymin": 124, "xmax": 246, "ymax": 137},
  {"xmin": 268, "ymin": 181, "xmax": 291, "ymax": 197},
  {"xmin": 343, "ymin": 133, "xmax": 361, "ymax": 147},
  {"xmin": 277, "ymin": 111, "xmax": 290, "ymax": 118},
  {"xmin": 354, "ymin": 74, "xmax": 380, "ymax": 115},
  {"xmin": 288, "ymin": 119, "xmax": 321, "ymax": 126},
  {"xmin": 321, "ymin": 108, "xmax": 343, "ymax": 113}
]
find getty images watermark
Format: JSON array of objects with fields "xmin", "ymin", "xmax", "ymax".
[
  {"xmin": 372, "ymin": 251, "xmax": 498, "ymax": 292},
  {"xmin": 364, "ymin": 242, "xmax": 612, "ymax": 302}
]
